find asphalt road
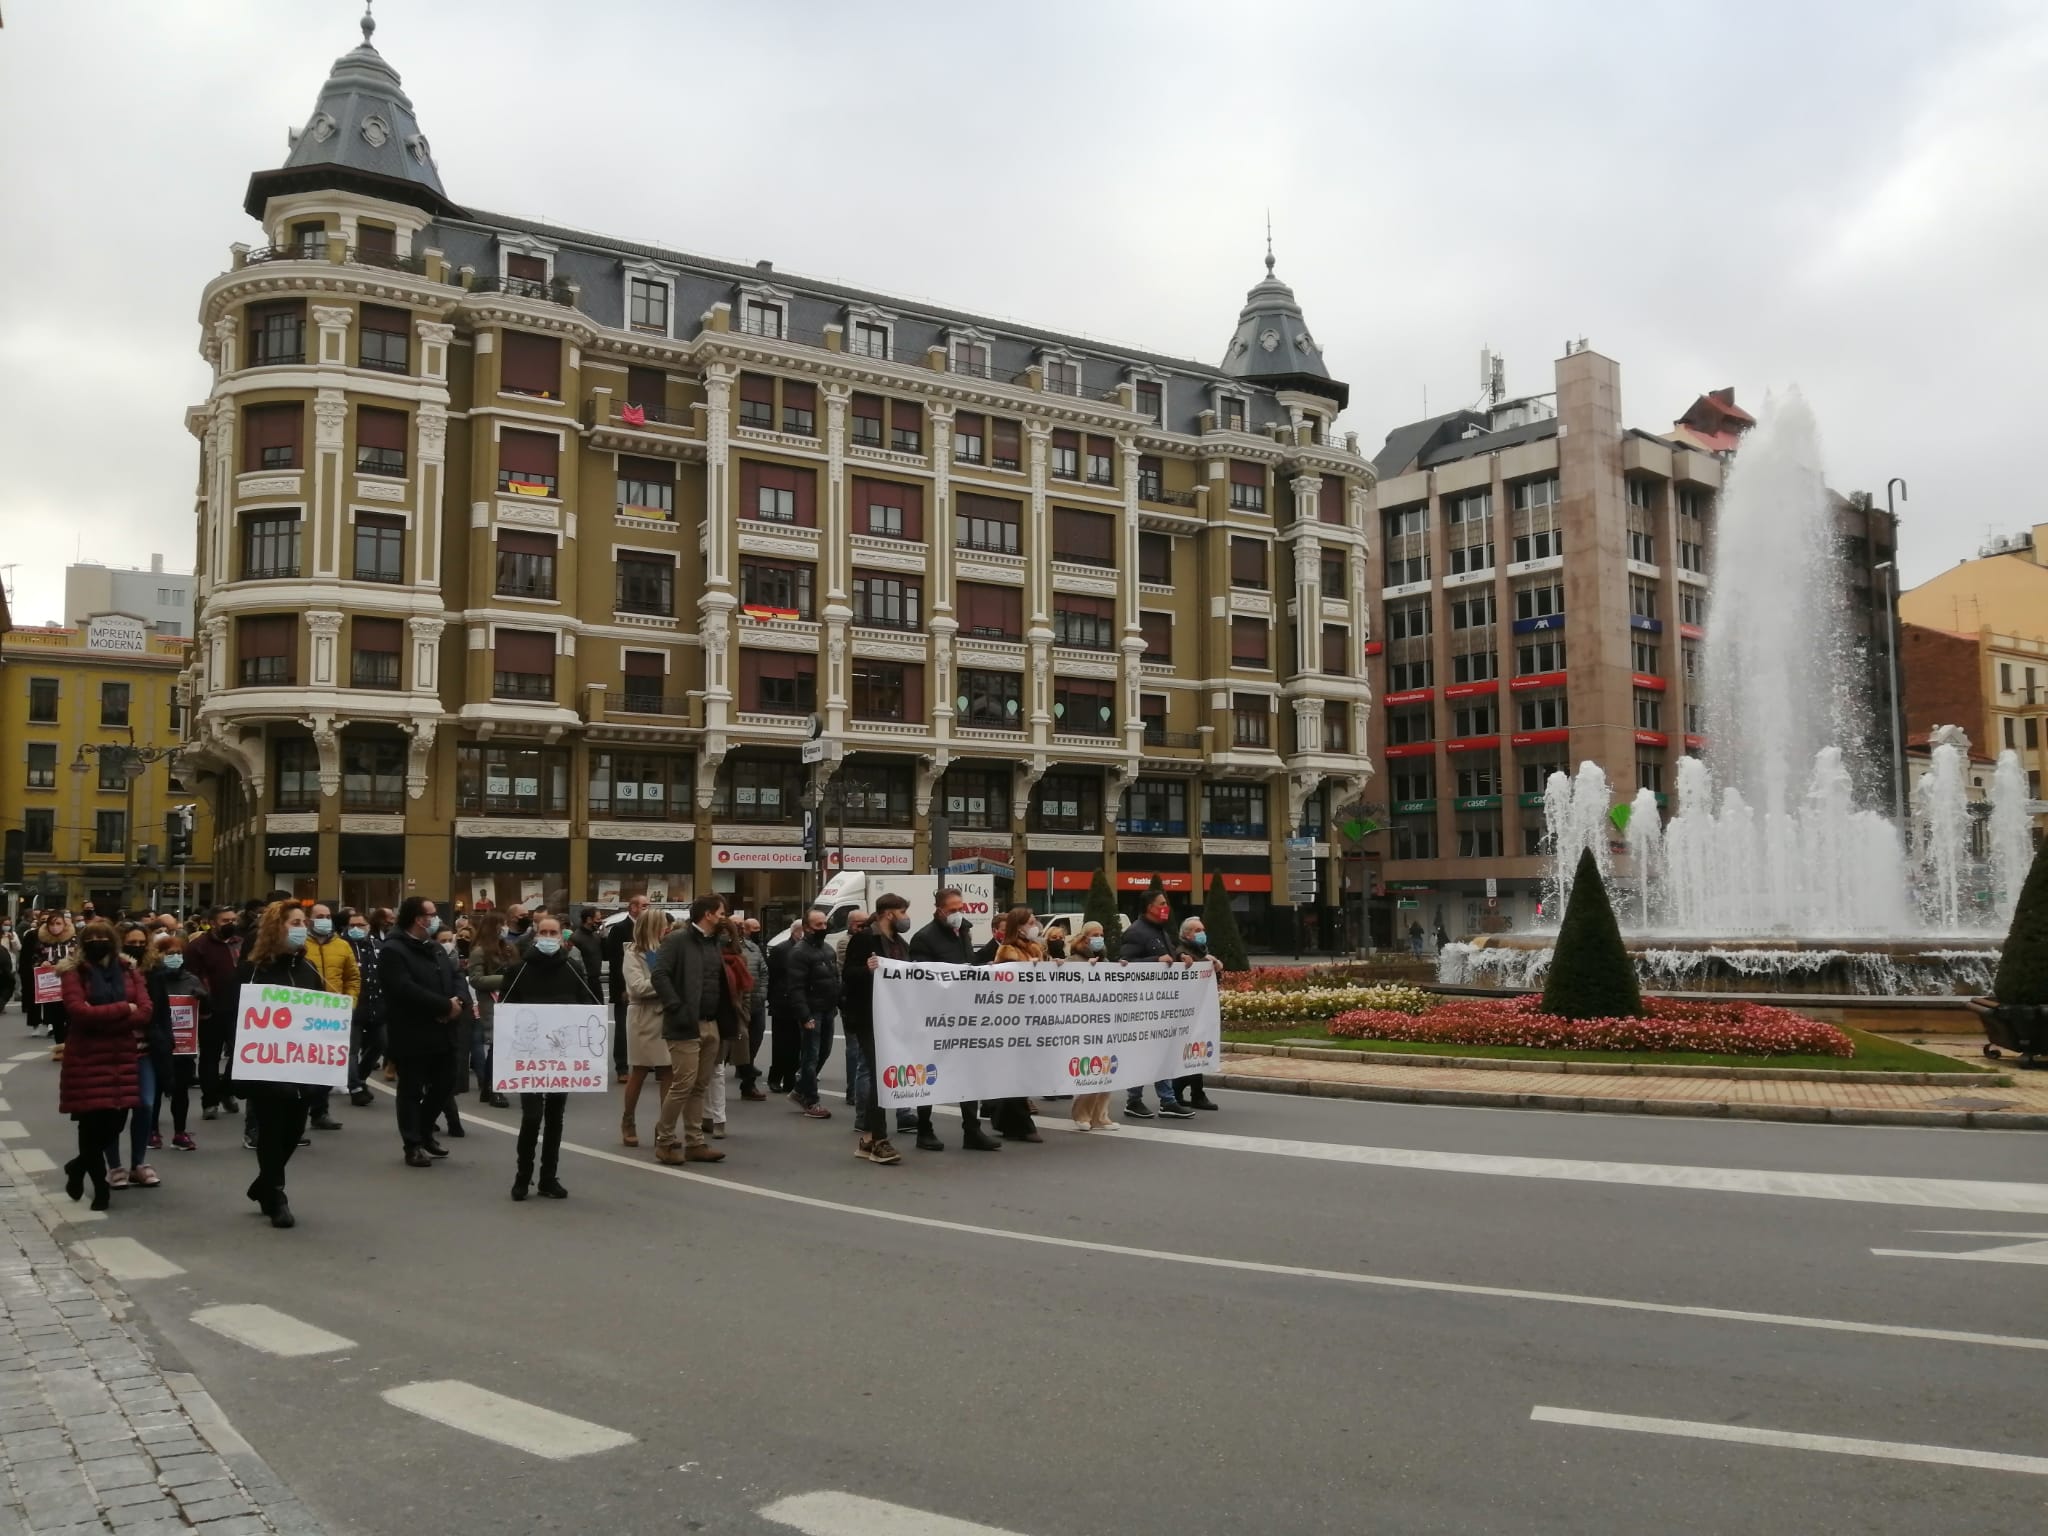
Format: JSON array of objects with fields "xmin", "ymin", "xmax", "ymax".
[{"xmin": 3, "ymin": 1009, "xmax": 2046, "ymax": 1535}]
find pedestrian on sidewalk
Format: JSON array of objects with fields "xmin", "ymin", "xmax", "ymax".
[
  {"xmin": 648, "ymin": 896, "xmax": 733, "ymax": 1164},
  {"xmin": 146, "ymin": 931, "xmax": 207, "ymax": 1152},
  {"xmin": 232, "ymin": 902, "xmax": 326, "ymax": 1229},
  {"xmin": 736, "ymin": 917, "xmax": 768, "ymax": 1101},
  {"xmin": 184, "ymin": 907, "xmax": 242, "ymax": 1120},
  {"xmin": 989, "ymin": 908, "xmax": 1046, "ymax": 1143},
  {"xmin": 1172, "ymin": 915, "xmax": 1222, "ymax": 1113},
  {"xmin": 1067, "ymin": 920, "xmax": 1118, "ymax": 1132},
  {"xmin": 764, "ymin": 915, "xmax": 803, "ymax": 1094},
  {"xmin": 909, "ymin": 887, "xmax": 999, "ymax": 1150},
  {"xmin": 785, "ymin": 908, "xmax": 841, "ymax": 1122},
  {"xmin": 841, "ymin": 891, "xmax": 910, "ymax": 1163},
  {"xmin": 618, "ymin": 905, "xmax": 674, "ymax": 1146},
  {"xmin": 1118, "ymin": 893, "xmax": 1196, "ymax": 1121},
  {"xmin": 379, "ymin": 898, "xmax": 462, "ymax": 1170},
  {"xmin": 27, "ymin": 910, "xmax": 79, "ymax": 1054},
  {"xmin": 705, "ymin": 917, "xmax": 756, "ymax": 1140},
  {"xmin": 343, "ymin": 908, "xmax": 385, "ymax": 1106},
  {"xmin": 498, "ymin": 913, "xmax": 596, "ymax": 1201},
  {"xmin": 57, "ymin": 920, "xmax": 146, "ymax": 1212},
  {"xmin": 301, "ymin": 903, "xmax": 358, "ymax": 1132},
  {"xmin": 104, "ymin": 929, "xmax": 164, "ymax": 1189},
  {"xmin": 465, "ymin": 913, "xmax": 517, "ymax": 1111}
]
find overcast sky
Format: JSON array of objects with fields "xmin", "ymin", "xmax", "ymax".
[{"xmin": 2, "ymin": 0, "xmax": 2042, "ymax": 626}]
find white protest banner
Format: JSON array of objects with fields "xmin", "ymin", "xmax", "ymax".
[
  {"xmin": 493, "ymin": 1002, "xmax": 611, "ymax": 1094},
  {"xmin": 233, "ymin": 985, "xmax": 352, "ymax": 1089},
  {"xmin": 872, "ymin": 959, "xmax": 1222, "ymax": 1105},
  {"xmin": 167, "ymin": 997, "xmax": 199, "ymax": 1057}
]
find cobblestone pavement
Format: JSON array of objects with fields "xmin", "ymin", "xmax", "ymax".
[
  {"xmin": 1220, "ymin": 1042, "xmax": 2048, "ymax": 1123},
  {"xmin": 0, "ymin": 1148, "xmax": 325, "ymax": 1536}
]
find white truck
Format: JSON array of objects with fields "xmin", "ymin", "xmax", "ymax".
[{"xmin": 771, "ymin": 869, "xmax": 997, "ymax": 947}]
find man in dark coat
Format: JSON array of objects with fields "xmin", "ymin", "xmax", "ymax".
[
  {"xmin": 1118, "ymin": 891, "xmax": 1197, "ymax": 1120},
  {"xmin": 841, "ymin": 891, "xmax": 912, "ymax": 1160},
  {"xmin": 378, "ymin": 898, "xmax": 463, "ymax": 1167},
  {"xmin": 784, "ymin": 909, "xmax": 841, "ymax": 1118},
  {"xmin": 764, "ymin": 916, "xmax": 803, "ymax": 1094},
  {"xmin": 184, "ymin": 906, "xmax": 242, "ymax": 1118},
  {"xmin": 908, "ymin": 887, "xmax": 997, "ymax": 1150},
  {"xmin": 648, "ymin": 895, "xmax": 732, "ymax": 1164}
]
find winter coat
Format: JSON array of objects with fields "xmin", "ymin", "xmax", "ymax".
[
  {"xmin": 232, "ymin": 954, "xmax": 329, "ymax": 1098},
  {"xmin": 147, "ymin": 966, "xmax": 211, "ymax": 1082},
  {"xmin": 58, "ymin": 958, "xmax": 146, "ymax": 1115},
  {"xmin": 1119, "ymin": 913, "xmax": 1184, "ymax": 964},
  {"xmin": 569, "ymin": 925, "xmax": 606, "ymax": 993},
  {"xmin": 995, "ymin": 938, "xmax": 1047, "ymax": 965},
  {"xmin": 349, "ymin": 932, "xmax": 387, "ymax": 1026},
  {"xmin": 909, "ymin": 918, "xmax": 976, "ymax": 967},
  {"xmin": 467, "ymin": 942, "xmax": 518, "ymax": 1032},
  {"xmin": 839, "ymin": 926, "xmax": 907, "ymax": 1028},
  {"xmin": 621, "ymin": 948, "xmax": 671, "ymax": 1068},
  {"xmin": 500, "ymin": 946, "xmax": 601, "ymax": 1008},
  {"xmin": 379, "ymin": 930, "xmax": 462, "ymax": 1057},
  {"xmin": 183, "ymin": 931, "xmax": 241, "ymax": 1009},
  {"xmin": 302, "ymin": 933, "xmax": 361, "ymax": 1002},
  {"xmin": 651, "ymin": 922, "xmax": 737, "ymax": 1041},
  {"xmin": 765, "ymin": 935, "xmax": 799, "ymax": 1021},
  {"xmin": 738, "ymin": 938, "xmax": 767, "ymax": 1023},
  {"xmin": 786, "ymin": 932, "xmax": 843, "ymax": 1020}
]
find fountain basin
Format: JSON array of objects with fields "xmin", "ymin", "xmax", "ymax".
[{"xmin": 1442, "ymin": 935, "xmax": 2000, "ymax": 1002}]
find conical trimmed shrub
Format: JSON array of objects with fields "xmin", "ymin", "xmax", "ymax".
[
  {"xmin": 1083, "ymin": 869, "xmax": 1120, "ymax": 935},
  {"xmin": 1993, "ymin": 843, "xmax": 2048, "ymax": 1006},
  {"xmin": 1540, "ymin": 847, "xmax": 1644, "ymax": 1019},
  {"xmin": 1201, "ymin": 872, "xmax": 1251, "ymax": 972}
]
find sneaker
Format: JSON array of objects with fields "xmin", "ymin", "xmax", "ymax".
[
  {"xmin": 683, "ymin": 1144, "xmax": 727, "ymax": 1163},
  {"xmin": 107, "ymin": 1167, "xmax": 130, "ymax": 1189},
  {"xmin": 131, "ymin": 1166, "xmax": 160, "ymax": 1188},
  {"xmin": 241, "ymin": 1134, "xmax": 256, "ymax": 1152},
  {"xmin": 202, "ymin": 1105, "xmax": 219, "ymax": 1122},
  {"xmin": 1123, "ymin": 1099, "xmax": 1157, "ymax": 1120},
  {"xmin": 865, "ymin": 1137, "xmax": 903, "ymax": 1166},
  {"xmin": 148, "ymin": 1133, "xmax": 163, "ymax": 1150},
  {"xmin": 171, "ymin": 1133, "xmax": 196, "ymax": 1152},
  {"xmin": 711, "ymin": 1122, "xmax": 727, "ymax": 1140},
  {"xmin": 800, "ymin": 1103, "xmax": 832, "ymax": 1120},
  {"xmin": 740, "ymin": 1088, "xmax": 768, "ymax": 1102},
  {"xmin": 310, "ymin": 1114, "xmax": 343, "ymax": 1131},
  {"xmin": 1158, "ymin": 1101, "xmax": 1196, "ymax": 1119}
]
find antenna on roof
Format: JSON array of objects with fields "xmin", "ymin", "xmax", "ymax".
[{"xmin": 1478, "ymin": 347, "xmax": 1505, "ymax": 408}]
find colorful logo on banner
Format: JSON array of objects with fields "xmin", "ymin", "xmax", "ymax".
[
  {"xmin": 1068, "ymin": 1053, "xmax": 1121, "ymax": 1084},
  {"xmin": 879, "ymin": 1062, "xmax": 938, "ymax": 1091},
  {"xmin": 1181, "ymin": 1040, "xmax": 1216, "ymax": 1068}
]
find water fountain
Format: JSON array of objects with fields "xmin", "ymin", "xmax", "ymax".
[{"xmin": 1441, "ymin": 390, "xmax": 2022, "ymax": 999}]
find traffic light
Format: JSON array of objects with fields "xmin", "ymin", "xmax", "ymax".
[{"xmin": 166, "ymin": 805, "xmax": 194, "ymax": 863}]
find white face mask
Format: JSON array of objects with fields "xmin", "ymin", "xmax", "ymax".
[
  {"xmin": 945, "ymin": 911, "xmax": 965, "ymax": 930},
  {"xmin": 1022, "ymin": 923, "xmax": 1041, "ymax": 942}
]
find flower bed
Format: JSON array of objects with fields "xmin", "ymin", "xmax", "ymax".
[
  {"xmin": 1223, "ymin": 963, "xmax": 1416, "ymax": 994},
  {"xmin": 1222, "ymin": 984, "xmax": 1433, "ymax": 1025},
  {"xmin": 1327, "ymin": 994, "xmax": 1853, "ymax": 1058}
]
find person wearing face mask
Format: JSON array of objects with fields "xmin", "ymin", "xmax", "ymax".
[
  {"xmin": 26, "ymin": 910, "xmax": 79, "ymax": 1055},
  {"xmin": 378, "ymin": 898, "xmax": 465, "ymax": 1168},
  {"xmin": 840, "ymin": 891, "xmax": 910, "ymax": 1164},
  {"xmin": 603, "ymin": 894, "xmax": 650, "ymax": 1085},
  {"xmin": 1117, "ymin": 893, "xmax": 1196, "ymax": 1120},
  {"xmin": 184, "ymin": 906, "xmax": 243, "ymax": 1120},
  {"xmin": 496, "ymin": 913, "xmax": 597, "ymax": 1200},
  {"xmin": 735, "ymin": 917, "xmax": 768, "ymax": 1102},
  {"xmin": 1043, "ymin": 923, "xmax": 1069, "ymax": 962},
  {"xmin": 783, "ymin": 908, "xmax": 841, "ymax": 1122},
  {"xmin": 231, "ymin": 902, "xmax": 329, "ymax": 1228},
  {"xmin": 464, "ymin": 913, "xmax": 518, "ymax": 1112},
  {"xmin": 1173, "ymin": 915, "xmax": 1223, "ymax": 1111},
  {"xmin": 648, "ymin": 896, "xmax": 735, "ymax": 1164},
  {"xmin": 103, "ymin": 929, "xmax": 163, "ymax": 1189},
  {"xmin": 342, "ymin": 908, "xmax": 386, "ymax": 1106},
  {"xmin": 619, "ymin": 906, "xmax": 674, "ymax": 1146},
  {"xmin": 57, "ymin": 920, "xmax": 148, "ymax": 1211},
  {"xmin": 764, "ymin": 915, "xmax": 805, "ymax": 1095},
  {"xmin": 1067, "ymin": 921, "xmax": 1118, "ymax": 1131},
  {"xmin": 299, "ymin": 903, "xmax": 358, "ymax": 1132},
  {"xmin": 988, "ymin": 907, "xmax": 1046, "ymax": 1143},
  {"xmin": 432, "ymin": 922, "xmax": 482, "ymax": 1138},
  {"xmin": 146, "ymin": 932, "xmax": 207, "ymax": 1152},
  {"xmin": 909, "ymin": 887, "xmax": 999, "ymax": 1150}
]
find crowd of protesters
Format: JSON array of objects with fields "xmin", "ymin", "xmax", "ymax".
[{"xmin": 3, "ymin": 881, "xmax": 1221, "ymax": 1226}]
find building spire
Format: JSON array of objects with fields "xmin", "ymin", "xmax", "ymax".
[
  {"xmin": 361, "ymin": 1, "xmax": 375, "ymax": 45},
  {"xmin": 1265, "ymin": 211, "xmax": 1275, "ymax": 276}
]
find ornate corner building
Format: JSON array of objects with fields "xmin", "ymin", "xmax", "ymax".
[{"xmin": 179, "ymin": 15, "xmax": 1375, "ymax": 936}]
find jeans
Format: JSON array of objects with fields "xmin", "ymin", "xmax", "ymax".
[
  {"xmin": 794, "ymin": 1019, "xmax": 822, "ymax": 1107},
  {"xmin": 1128, "ymin": 1080, "xmax": 1179, "ymax": 1107},
  {"xmin": 845, "ymin": 1027, "xmax": 872, "ymax": 1108},
  {"xmin": 516, "ymin": 1093, "xmax": 566, "ymax": 1184},
  {"xmin": 394, "ymin": 1049, "xmax": 455, "ymax": 1149},
  {"xmin": 111, "ymin": 1056, "xmax": 157, "ymax": 1169},
  {"xmin": 741, "ymin": 1002, "xmax": 763, "ymax": 1088},
  {"xmin": 845, "ymin": 1019, "xmax": 886, "ymax": 1138}
]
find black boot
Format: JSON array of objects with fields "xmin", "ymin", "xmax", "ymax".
[
  {"xmin": 537, "ymin": 1175, "xmax": 567, "ymax": 1200},
  {"xmin": 961, "ymin": 1123, "xmax": 1001, "ymax": 1151},
  {"xmin": 511, "ymin": 1165, "xmax": 531, "ymax": 1201},
  {"xmin": 269, "ymin": 1196, "xmax": 295, "ymax": 1229},
  {"xmin": 89, "ymin": 1171, "xmax": 112, "ymax": 1212},
  {"xmin": 64, "ymin": 1158, "xmax": 86, "ymax": 1203},
  {"xmin": 246, "ymin": 1176, "xmax": 273, "ymax": 1214}
]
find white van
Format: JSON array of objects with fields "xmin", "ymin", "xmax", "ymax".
[{"xmin": 768, "ymin": 870, "xmax": 997, "ymax": 947}]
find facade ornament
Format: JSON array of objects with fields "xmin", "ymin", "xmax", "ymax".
[
  {"xmin": 408, "ymin": 133, "xmax": 433, "ymax": 165},
  {"xmin": 416, "ymin": 403, "xmax": 448, "ymax": 461},
  {"xmin": 361, "ymin": 114, "xmax": 390, "ymax": 147},
  {"xmin": 307, "ymin": 111, "xmax": 336, "ymax": 143},
  {"xmin": 1259, "ymin": 329, "xmax": 1280, "ymax": 353},
  {"xmin": 913, "ymin": 753, "xmax": 950, "ymax": 819},
  {"xmin": 700, "ymin": 609, "xmax": 729, "ymax": 658},
  {"xmin": 302, "ymin": 712, "xmax": 342, "ymax": 799},
  {"xmin": 313, "ymin": 391, "xmax": 348, "ymax": 447},
  {"xmin": 405, "ymin": 718, "xmax": 437, "ymax": 801}
]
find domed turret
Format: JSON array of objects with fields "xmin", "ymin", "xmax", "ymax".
[{"xmin": 1219, "ymin": 231, "xmax": 1346, "ymax": 408}]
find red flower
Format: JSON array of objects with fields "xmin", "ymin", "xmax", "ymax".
[{"xmin": 1327, "ymin": 994, "xmax": 1852, "ymax": 1057}]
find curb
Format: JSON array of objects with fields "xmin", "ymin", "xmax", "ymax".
[
  {"xmin": 1207, "ymin": 1072, "xmax": 2048, "ymax": 1131},
  {"xmin": 1223, "ymin": 1041, "xmax": 2013, "ymax": 1087}
]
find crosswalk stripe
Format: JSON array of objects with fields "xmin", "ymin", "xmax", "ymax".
[
  {"xmin": 8, "ymin": 1051, "xmax": 46, "ymax": 1063},
  {"xmin": 10, "ymin": 1148, "xmax": 55, "ymax": 1173},
  {"xmin": 73, "ymin": 1238, "xmax": 185, "ymax": 1280},
  {"xmin": 0, "ymin": 1121, "xmax": 29, "ymax": 1140},
  {"xmin": 0, "ymin": 1097, "xmax": 12, "ymax": 1112},
  {"xmin": 381, "ymin": 1381, "xmax": 634, "ymax": 1459},
  {"xmin": 191, "ymin": 1304, "xmax": 356, "ymax": 1357},
  {"xmin": 1530, "ymin": 1405, "xmax": 2048, "ymax": 1474},
  {"xmin": 761, "ymin": 1492, "xmax": 1033, "ymax": 1536}
]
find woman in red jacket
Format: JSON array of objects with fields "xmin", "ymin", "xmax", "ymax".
[{"xmin": 59, "ymin": 920, "xmax": 147, "ymax": 1211}]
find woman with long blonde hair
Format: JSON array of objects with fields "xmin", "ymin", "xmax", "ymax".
[
  {"xmin": 618, "ymin": 905, "xmax": 674, "ymax": 1146},
  {"xmin": 1066, "ymin": 920, "xmax": 1117, "ymax": 1130}
]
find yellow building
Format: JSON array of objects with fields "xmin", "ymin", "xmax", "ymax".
[
  {"xmin": 1900, "ymin": 524, "xmax": 2048, "ymax": 641},
  {"xmin": 0, "ymin": 613, "xmax": 215, "ymax": 917}
]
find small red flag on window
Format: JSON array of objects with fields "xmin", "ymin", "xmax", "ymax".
[{"xmin": 621, "ymin": 403, "xmax": 646, "ymax": 426}]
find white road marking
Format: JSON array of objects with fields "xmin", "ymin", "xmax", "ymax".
[
  {"xmin": 11, "ymin": 1148, "xmax": 55, "ymax": 1173},
  {"xmin": 73, "ymin": 1238, "xmax": 184, "ymax": 1281},
  {"xmin": 382, "ymin": 1380, "xmax": 634, "ymax": 1459},
  {"xmin": 0, "ymin": 1097, "xmax": 12, "ymax": 1111},
  {"xmin": 1530, "ymin": 1405, "xmax": 2048, "ymax": 1475},
  {"xmin": 1873, "ymin": 1230, "xmax": 2048, "ymax": 1265},
  {"xmin": 9, "ymin": 1051, "xmax": 46, "ymax": 1063},
  {"xmin": 762, "ymin": 1491, "xmax": 1032, "ymax": 1536},
  {"xmin": 431, "ymin": 1101, "xmax": 2048, "ymax": 1354},
  {"xmin": 191, "ymin": 1304, "xmax": 356, "ymax": 1357},
  {"xmin": 0, "ymin": 1121, "xmax": 29, "ymax": 1139}
]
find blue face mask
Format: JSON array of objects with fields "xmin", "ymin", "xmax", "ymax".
[
  {"xmin": 425, "ymin": 916, "xmax": 442, "ymax": 937},
  {"xmin": 312, "ymin": 917, "xmax": 333, "ymax": 938},
  {"xmin": 347, "ymin": 926, "xmax": 367, "ymax": 941},
  {"xmin": 534, "ymin": 937, "xmax": 561, "ymax": 956},
  {"xmin": 1189, "ymin": 931, "xmax": 1208, "ymax": 948},
  {"xmin": 286, "ymin": 928, "xmax": 308, "ymax": 949},
  {"xmin": 162, "ymin": 954, "xmax": 185, "ymax": 971},
  {"xmin": 1088, "ymin": 936, "xmax": 1105, "ymax": 955}
]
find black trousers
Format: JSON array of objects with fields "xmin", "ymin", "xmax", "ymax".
[
  {"xmin": 740, "ymin": 1003, "xmax": 763, "ymax": 1088},
  {"xmin": 768, "ymin": 1004, "xmax": 797, "ymax": 1092},
  {"xmin": 71, "ymin": 1110, "xmax": 124, "ymax": 1191},
  {"xmin": 199, "ymin": 1011, "xmax": 234, "ymax": 1108},
  {"xmin": 516, "ymin": 1093, "xmax": 566, "ymax": 1182},
  {"xmin": 248, "ymin": 1087, "xmax": 309, "ymax": 1195},
  {"xmin": 350, "ymin": 1013, "xmax": 384, "ymax": 1092},
  {"xmin": 1173, "ymin": 1073, "xmax": 1206, "ymax": 1103},
  {"xmin": 611, "ymin": 988, "xmax": 629, "ymax": 1076},
  {"xmin": 393, "ymin": 1049, "xmax": 454, "ymax": 1149}
]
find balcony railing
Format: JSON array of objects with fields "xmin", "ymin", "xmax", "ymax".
[
  {"xmin": 248, "ymin": 347, "xmax": 305, "ymax": 367},
  {"xmin": 1142, "ymin": 728, "xmax": 1202, "ymax": 749},
  {"xmin": 348, "ymin": 247, "xmax": 428, "ymax": 275},
  {"xmin": 242, "ymin": 243, "xmax": 325, "ymax": 266},
  {"xmin": 493, "ymin": 672, "xmax": 555, "ymax": 702},
  {"xmin": 472, "ymin": 273, "xmax": 577, "ymax": 305},
  {"xmin": 498, "ymin": 469, "xmax": 559, "ymax": 497},
  {"xmin": 350, "ymin": 657, "xmax": 402, "ymax": 690},
  {"xmin": 341, "ymin": 788, "xmax": 406, "ymax": 812},
  {"xmin": 616, "ymin": 693, "xmax": 689, "ymax": 718}
]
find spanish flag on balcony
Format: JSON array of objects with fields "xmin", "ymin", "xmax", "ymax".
[
  {"xmin": 621, "ymin": 404, "xmax": 646, "ymax": 426},
  {"xmin": 505, "ymin": 477, "xmax": 552, "ymax": 497},
  {"xmin": 741, "ymin": 604, "xmax": 801, "ymax": 623}
]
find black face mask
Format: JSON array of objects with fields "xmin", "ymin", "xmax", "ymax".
[
  {"xmin": 84, "ymin": 940, "xmax": 114, "ymax": 963},
  {"xmin": 805, "ymin": 929, "xmax": 825, "ymax": 944},
  {"xmin": 123, "ymin": 946, "xmax": 146, "ymax": 959}
]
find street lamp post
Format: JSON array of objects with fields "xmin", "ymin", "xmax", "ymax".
[
  {"xmin": 1880, "ymin": 476, "xmax": 1909, "ymax": 824},
  {"xmin": 74, "ymin": 741, "xmax": 180, "ymax": 916}
]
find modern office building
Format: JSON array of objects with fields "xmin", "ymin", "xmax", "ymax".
[
  {"xmin": 175, "ymin": 15, "xmax": 1376, "ymax": 936},
  {"xmin": 1355, "ymin": 353, "xmax": 1897, "ymax": 942},
  {"xmin": 0, "ymin": 614, "xmax": 214, "ymax": 916},
  {"xmin": 64, "ymin": 555, "xmax": 196, "ymax": 638}
]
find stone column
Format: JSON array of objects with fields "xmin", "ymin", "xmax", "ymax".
[
  {"xmin": 1026, "ymin": 424, "xmax": 1053, "ymax": 732},
  {"xmin": 311, "ymin": 389, "xmax": 347, "ymax": 578},
  {"xmin": 415, "ymin": 403, "xmax": 448, "ymax": 588},
  {"xmin": 305, "ymin": 611, "xmax": 343, "ymax": 688}
]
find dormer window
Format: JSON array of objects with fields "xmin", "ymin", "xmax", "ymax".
[
  {"xmin": 290, "ymin": 221, "xmax": 328, "ymax": 260},
  {"xmin": 1221, "ymin": 394, "xmax": 1248, "ymax": 432},
  {"xmin": 503, "ymin": 250, "xmax": 550, "ymax": 300},
  {"xmin": 1044, "ymin": 357, "xmax": 1080, "ymax": 396},
  {"xmin": 951, "ymin": 338, "xmax": 991, "ymax": 379},
  {"xmin": 628, "ymin": 275, "xmax": 671, "ymax": 335},
  {"xmin": 850, "ymin": 318, "xmax": 891, "ymax": 360},
  {"xmin": 740, "ymin": 298, "xmax": 784, "ymax": 339},
  {"xmin": 1135, "ymin": 379, "xmax": 1163, "ymax": 425}
]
